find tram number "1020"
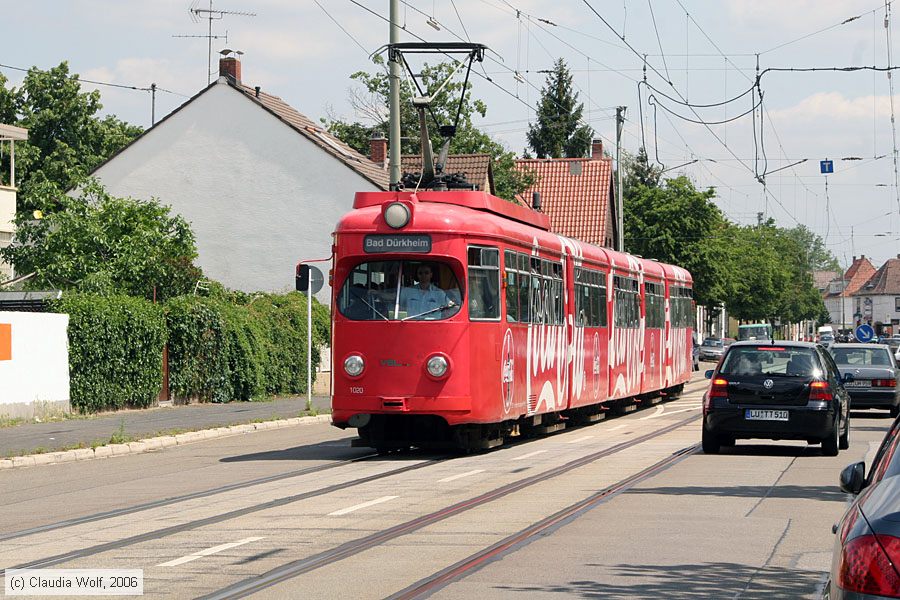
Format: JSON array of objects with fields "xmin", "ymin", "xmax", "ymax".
[{"xmin": 349, "ymin": 387, "xmax": 364, "ymax": 394}]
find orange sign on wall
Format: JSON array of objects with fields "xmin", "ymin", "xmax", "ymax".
[{"xmin": 0, "ymin": 323, "xmax": 10, "ymax": 361}]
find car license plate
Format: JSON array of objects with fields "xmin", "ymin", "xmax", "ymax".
[
  {"xmin": 745, "ymin": 409, "xmax": 788, "ymax": 421},
  {"xmin": 845, "ymin": 380, "xmax": 870, "ymax": 388}
]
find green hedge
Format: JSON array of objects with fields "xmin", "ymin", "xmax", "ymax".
[
  {"xmin": 166, "ymin": 292, "xmax": 330, "ymax": 402},
  {"xmin": 50, "ymin": 293, "xmax": 166, "ymax": 413}
]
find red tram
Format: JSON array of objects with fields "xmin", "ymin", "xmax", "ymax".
[{"xmin": 328, "ymin": 189, "xmax": 694, "ymax": 451}]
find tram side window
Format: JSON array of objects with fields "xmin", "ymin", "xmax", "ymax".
[
  {"xmin": 669, "ymin": 286, "xmax": 694, "ymax": 328},
  {"xmin": 469, "ymin": 246, "xmax": 500, "ymax": 320},
  {"xmin": 505, "ymin": 250, "xmax": 519, "ymax": 322},
  {"xmin": 575, "ymin": 268, "xmax": 607, "ymax": 327},
  {"xmin": 645, "ymin": 282, "xmax": 664, "ymax": 328},
  {"xmin": 614, "ymin": 275, "xmax": 639, "ymax": 328}
]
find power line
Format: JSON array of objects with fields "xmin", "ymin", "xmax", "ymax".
[{"xmin": 0, "ymin": 62, "xmax": 189, "ymax": 97}]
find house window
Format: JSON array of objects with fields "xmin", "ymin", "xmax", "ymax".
[{"xmin": 895, "ymin": 297, "xmax": 900, "ymax": 312}]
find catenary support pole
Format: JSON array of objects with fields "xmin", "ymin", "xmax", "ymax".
[
  {"xmin": 389, "ymin": 0, "xmax": 402, "ymax": 189},
  {"xmin": 616, "ymin": 106, "xmax": 626, "ymax": 252}
]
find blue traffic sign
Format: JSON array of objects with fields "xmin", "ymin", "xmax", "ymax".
[
  {"xmin": 820, "ymin": 160, "xmax": 834, "ymax": 174},
  {"xmin": 855, "ymin": 324, "xmax": 875, "ymax": 343}
]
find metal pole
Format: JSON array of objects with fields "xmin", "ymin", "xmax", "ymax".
[
  {"xmin": 307, "ymin": 286, "xmax": 313, "ymax": 412},
  {"xmin": 207, "ymin": 0, "xmax": 213, "ymax": 84},
  {"xmin": 151, "ymin": 83, "xmax": 157, "ymax": 126},
  {"xmin": 388, "ymin": 0, "xmax": 402, "ymax": 189},
  {"xmin": 616, "ymin": 106, "xmax": 626, "ymax": 252}
]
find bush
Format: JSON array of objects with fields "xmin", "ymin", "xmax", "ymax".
[
  {"xmin": 165, "ymin": 292, "xmax": 330, "ymax": 402},
  {"xmin": 50, "ymin": 293, "xmax": 166, "ymax": 413}
]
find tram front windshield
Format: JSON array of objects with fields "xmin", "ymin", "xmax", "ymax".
[{"xmin": 338, "ymin": 260, "xmax": 462, "ymax": 321}]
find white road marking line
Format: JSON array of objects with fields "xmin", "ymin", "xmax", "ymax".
[
  {"xmin": 438, "ymin": 469, "xmax": 485, "ymax": 483},
  {"xmin": 639, "ymin": 406, "xmax": 666, "ymax": 420},
  {"xmin": 641, "ymin": 406, "xmax": 700, "ymax": 420},
  {"xmin": 511, "ymin": 450, "xmax": 547, "ymax": 461},
  {"xmin": 608, "ymin": 424, "xmax": 627, "ymax": 431},
  {"xmin": 328, "ymin": 495, "xmax": 399, "ymax": 516},
  {"xmin": 566, "ymin": 436, "xmax": 593, "ymax": 443},
  {"xmin": 157, "ymin": 537, "xmax": 264, "ymax": 567}
]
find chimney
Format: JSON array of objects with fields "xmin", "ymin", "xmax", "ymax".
[
  {"xmin": 852, "ymin": 255, "xmax": 857, "ymax": 262},
  {"xmin": 591, "ymin": 138, "xmax": 603, "ymax": 159},
  {"xmin": 219, "ymin": 56, "xmax": 241, "ymax": 84},
  {"xmin": 369, "ymin": 132, "xmax": 388, "ymax": 167}
]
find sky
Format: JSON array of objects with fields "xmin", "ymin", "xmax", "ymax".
[{"xmin": 3, "ymin": 0, "xmax": 900, "ymax": 272}]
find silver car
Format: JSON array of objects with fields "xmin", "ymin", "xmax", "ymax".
[{"xmin": 831, "ymin": 344, "xmax": 900, "ymax": 418}]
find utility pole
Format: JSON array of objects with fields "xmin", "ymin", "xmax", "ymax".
[
  {"xmin": 388, "ymin": 0, "xmax": 402, "ymax": 189},
  {"xmin": 151, "ymin": 83, "xmax": 157, "ymax": 126},
  {"xmin": 616, "ymin": 106, "xmax": 626, "ymax": 252}
]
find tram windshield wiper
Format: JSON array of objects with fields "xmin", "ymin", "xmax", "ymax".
[
  {"xmin": 402, "ymin": 301, "xmax": 456, "ymax": 321},
  {"xmin": 360, "ymin": 295, "xmax": 389, "ymax": 321}
]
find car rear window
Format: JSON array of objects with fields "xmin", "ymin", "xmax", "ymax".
[
  {"xmin": 719, "ymin": 346, "xmax": 822, "ymax": 377},
  {"xmin": 702, "ymin": 339, "xmax": 723, "ymax": 347},
  {"xmin": 832, "ymin": 347, "xmax": 893, "ymax": 366}
]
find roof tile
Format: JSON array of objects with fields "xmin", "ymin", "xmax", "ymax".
[{"xmin": 513, "ymin": 158, "xmax": 614, "ymax": 246}]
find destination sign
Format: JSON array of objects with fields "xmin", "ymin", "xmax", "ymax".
[{"xmin": 364, "ymin": 234, "xmax": 432, "ymax": 253}]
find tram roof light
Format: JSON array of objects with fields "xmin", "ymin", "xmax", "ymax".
[{"xmin": 384, "ymin": 202, "xmax": 411, "ymax": 228}]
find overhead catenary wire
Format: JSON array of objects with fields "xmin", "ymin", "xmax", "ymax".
[{"xmin": 313, "ymin": 0, "xmax": 371, "ymax": 56}]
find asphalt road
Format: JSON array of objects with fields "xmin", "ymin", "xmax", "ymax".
[{"xmin": 1, "ymin": 370, "xmax": 891, "ymax": 599}]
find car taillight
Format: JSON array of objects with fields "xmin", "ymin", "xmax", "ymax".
[
  {"xmin": 838, "ymin": 533, "xmax": 900, "ymax": 597},
  {"xmin": 809, "ymin": 380, "xmax": 833, "ymax": 401},
  {"xmin": 873, "ymin": 379, "xmax": 897, "ymax": 388},
  {"xmin": 709, "ymin": 378, "xmax": 728, "ymax": 399}
]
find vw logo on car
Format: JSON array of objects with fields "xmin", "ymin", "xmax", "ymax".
[{"xmin": 763, "ymin": 379, "xmax": 774, "ymax": 390}]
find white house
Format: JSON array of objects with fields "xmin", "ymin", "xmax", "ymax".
[{"xmin": 91, "ymin": 56, "xmax": 389, "ymax": 302}]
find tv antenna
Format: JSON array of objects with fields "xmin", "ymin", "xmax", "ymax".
[{"xmin": 173, "ymin": 0, "xmax": 256, "ymax": 85}]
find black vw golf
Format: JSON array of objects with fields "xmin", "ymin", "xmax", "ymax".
[{"xmin": 702, "ymin": 341, "xmax": 852, "ymax": 455}]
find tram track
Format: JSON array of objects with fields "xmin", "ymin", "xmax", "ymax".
[
  {"xmin": 3, "ymin": 382, "xmax": 706, "ymax": 585},
  {"xmin": 3, "ymin": 379, "xmax": 707, "ymax": 546},
  {"xmin": 389, "ymin": 443, "xmax": 700, "ymax": 599},
  {"xmin": 0, "ymin": 451, "xmax": 380, "ymax": 543},
  {"xmin": 199, "ymin": 412, "xmax": 702, "ymax": 600},
  {"xmin": 1, "ymin": 456, "xmax": 445, "ymax": 575}
]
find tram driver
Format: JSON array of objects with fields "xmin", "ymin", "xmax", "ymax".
[{"xmin": 400, "ymin": 263, "xmax": 453, "ymax": 319}]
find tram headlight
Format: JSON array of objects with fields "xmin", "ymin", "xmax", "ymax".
[
  {"xmin": 384, "ymin": 202, "xmax": 411, "ymax": 229},
  {"xmin": 344, "ymin": 354, "xmax": 365, "ymax": 377},
  {"xmin": 425, "ymin": 354, "xmax": 449, "ymax": 378}
]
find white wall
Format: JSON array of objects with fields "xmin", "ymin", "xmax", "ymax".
[
  {"xmin": 93, "ymin": 80, "xmax": 379, "ymax": 303},
  {"xmin": 0, "ymin": 311, "xmax": 70, "ymax": 419}
]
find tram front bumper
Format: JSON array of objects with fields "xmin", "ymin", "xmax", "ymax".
[{"xmin": 332, "ymin": 395, "xmax": 474, "ymax": 427}]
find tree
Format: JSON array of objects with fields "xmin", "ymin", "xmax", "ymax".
[
  {"xmin": 623, "ymin": 174, "xmax": 731, "ymax": 312},
  {"xmin": 1, "ymin": 179, "xmax": 202, "ymax": 300},
  {"xmin": 621, "ymin": 147, "xmax": 662, "ymax": 194},
  {"xmin": 784, "ymin": 224, "xmax": 841, "ymax": 273},
  {"xmin": 0, "ymin": 63, "xmax": 142, "ymax": 212},
  {"xmin": 323, "ymin": 58, "xmax": 534, "ymax": 200},
  {"xmin": 526, "ymin": 58, "xmax": 593, "ymax": 159}
]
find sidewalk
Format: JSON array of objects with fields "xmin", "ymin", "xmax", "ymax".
[{"xmin": 0, "ymin": 395, "xmax": 332, "ymax": 459}]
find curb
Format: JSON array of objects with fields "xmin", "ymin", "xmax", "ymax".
[{"xmin": 0, "ymin": 414, "xmax": 332, "ymax": 471}]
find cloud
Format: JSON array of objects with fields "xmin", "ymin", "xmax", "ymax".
[{"xmin": 767, "ymin": 92, "xmax": 892, "ymax": 124}]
